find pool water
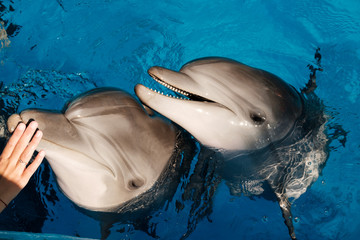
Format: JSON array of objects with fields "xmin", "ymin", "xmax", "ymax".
[{"xmin": 1, "ymin": 0, "xmax": 360, "ymax": 239}]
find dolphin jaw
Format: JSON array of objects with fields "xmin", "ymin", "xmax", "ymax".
[
  {"xmin": 149, "ymin": 72, "xmax": 190, "ymax": 98},
  {"xmin": 148, "ymin": 71, "xmax": 216, "ymax": 103},
  {"xmin": 135, "ymin": 84, "xmax": 262, "ymax": 150}
]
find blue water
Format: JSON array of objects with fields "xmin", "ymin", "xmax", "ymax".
[{"xmin": 0, "ymin": 0, "xmax": 360, "ymax": 239}]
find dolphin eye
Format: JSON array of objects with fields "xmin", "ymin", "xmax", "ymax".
[{"xmin": 250, "ymin": 112, "xmax": 266, "ymax": 125}]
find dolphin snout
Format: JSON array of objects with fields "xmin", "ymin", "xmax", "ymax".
[
  {"xmin": 7, "ymin": 112, "xmax": 40, "ymax": 133},
  {"xmin": 7, "ymin": 110, "xmax": 49, "ymax": 134},
  {"xmin": 147, "ymin": 66, "xmax": 163, "ymax": 77}
]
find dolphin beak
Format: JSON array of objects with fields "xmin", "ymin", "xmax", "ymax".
[
  {"xmin": 135, "ymin": 84, "xmax": 237, "ymax": 149},
  {"xmin": 7, "ymin": 110, "xmax": 79, "ymax": 148},
  {"xmin": 148, "ymin": 66, "xmax": 189, "ymax": 83},
  {"xmin": 147, "ymin": 66, "xmax": 200, "ymax": 95}
]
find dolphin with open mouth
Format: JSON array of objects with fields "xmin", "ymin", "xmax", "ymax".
[
  {"xmin": 135, "ymin": 57, "xmax": 328, "ymax": 240},
  {"xmin": 135, "ymin": 57, "xmax": 303, "ymax": 151}
]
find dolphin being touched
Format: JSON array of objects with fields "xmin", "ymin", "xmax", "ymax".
[
  {"xmin": 135, "ymin": 57, "xmax": 329, "ymax": 240},
  {"xmin": 7, "ymin": 88, "xmax": 179, "ymax": 212}
]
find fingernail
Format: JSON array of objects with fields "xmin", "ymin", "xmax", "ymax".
[
  {"xmin": 39, "ymin": 150, "xmax": 46, "ymax": 157},
  {"xmin": 17, "ymin": 123, "xmax": 26, "ymax": 131},
  {"xmin": 29, "ymin": 121, "xmax": 38, "ymax": 129},
  {"xmin": 36, "ymin": 130, "xmax": 43, "ymax": 137}
]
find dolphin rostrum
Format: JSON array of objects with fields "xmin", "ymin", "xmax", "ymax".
[
  {"xmin": 135, "ymin": 57, "xmax": 328, "ymax": 240},
  {"xmin": 7, "ymin": 88, "xmax": 177, "ymax": 212}
]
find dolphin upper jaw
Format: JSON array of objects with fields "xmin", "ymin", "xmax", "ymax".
[{"xmin": 147, "ymin": 67, "xmax": 220, "ymax": 106}]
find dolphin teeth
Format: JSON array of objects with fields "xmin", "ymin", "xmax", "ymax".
[{"xmin": 150, "ymin": 75, "xmax": 202, "ymax": 101}]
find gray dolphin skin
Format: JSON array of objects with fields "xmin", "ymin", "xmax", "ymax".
[
  {"xmin": 135, "ymin": 57, "xmax": 303, "ymax": 151},
  {"xmin": 135, "ymin": 57, "xmax": 328, "ymax": 240},
  {"xmin": 7, "ymin": 88, "xmax": 177, "ymax": 212}
]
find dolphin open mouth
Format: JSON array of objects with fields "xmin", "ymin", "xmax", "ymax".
[{"xmin": 147, "ymin": 72, "xmax": 214, "ymax": 103}]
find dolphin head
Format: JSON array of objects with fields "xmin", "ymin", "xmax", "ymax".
[
  {"xmin": 135, "ymin": 57, "xmax": 303, "ymax": 151},
  {"xmin": 7, "ymin": 88, "xmax": 176, "ymax": 211}
]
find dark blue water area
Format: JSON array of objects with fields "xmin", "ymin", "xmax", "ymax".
[{"xmin": 0, "ymin": 0, "xmax": 360, "ymax": 240}]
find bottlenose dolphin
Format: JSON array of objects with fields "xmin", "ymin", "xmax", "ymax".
[
  {"xmin": 135, "ymin": 57, "xmax": 303, "ymax": 151},
  {"xmin": 135, "ymin": 57, "xmax": 328, "ymax": 240},
  {"xmin": 7, "ymin": 88, "xmax": 179, "ymax": 212}
]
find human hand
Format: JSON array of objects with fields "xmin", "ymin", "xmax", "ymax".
[{"xmin": 0, "ymin": 121, "xmax": 45, "ymax": 213}]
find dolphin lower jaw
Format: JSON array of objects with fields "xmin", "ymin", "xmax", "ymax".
[
  {"xmin": 135, "ymin": 84, "xmax": 234, "ymax": 148},
  {"xmin": 136, "ymin": 84, "xmax": 269, "ymax": 150}
]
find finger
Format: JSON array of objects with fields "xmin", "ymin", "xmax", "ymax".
[
  {"xmin": 11, "ymin": 121, "xmax": 39, "ymax": 162},
  {"xmin": 21, "ymin": 150, "xmax": 45, "ymax": 183},
  {"xmin": 7, "ymin": 114, "xmax": 22, "ymax": 133},
  {"xmin": 1, "ymin": 123, "xmax": 26, "ymax": 160},
  {"xmin": 17, "ymin": 130, "xmax": 43, "ymax": 169}
]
